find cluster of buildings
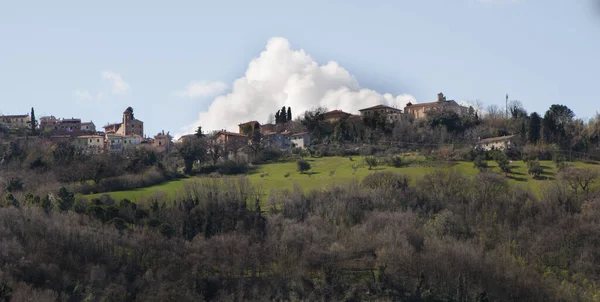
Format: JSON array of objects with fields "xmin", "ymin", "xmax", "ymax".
[
  {"xmin": 2, "ymin": 92, "xmax": 492, "ymax": 157},
  {"xmin": 178, "ymin": 92, "xmax": 472, "ymax": 154},
  {"xmin": 0, "ymin": 107, "xmax": 171, "ymax": 154}
]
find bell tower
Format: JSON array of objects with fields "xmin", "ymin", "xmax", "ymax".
[{"xmin": 123, "ymin": 107, "xmax": 134, "ymax": 135}]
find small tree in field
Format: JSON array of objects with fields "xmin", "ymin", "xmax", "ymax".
[
  {"xmin": 527, "ymin": 159, "xmax": 543, "ymax": 179},
  {"xmin": 497, "ymin": 157, "xmax": 511, "ymax": 176},
  {"xmin": 365, "ymin": 156, "xmax": 378, "ymax": 170},
  {"xmin": 473, "ymin": 155, "xmax": 488, "ymax": 171},
  {"xmin": 297, "ymin": 159, "xmax": 311, "ymax": 174}
]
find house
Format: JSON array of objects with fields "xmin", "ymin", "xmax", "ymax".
[
  {"xmin": 263, "ymin": 131, "xmax": 292, "ymax": 151},
  {"xmin": 103, "ymin": 107, "xmax": 144, "ymax": 137},
  {"xmin": 40, "ymin": 116, "xmax": 60, "ymax": 131},
  {"xmin": 213, "ymin": 130, "xmax": 248, "ymax": 145},
  {"xmin": 476, "ymin": 135, "xmax": 515, "ymax": 151},
  {"xmin": 239, "ymin": 121, "xmax": 260, "ymax": 134},
  {"xmin": 291, "ymin": 132, "xmax": 311, "ymax": 148},
  {"xmin": 322, "ymin": 110, "xmax": 352, "ymax": 123},
  {"xmin": 59, "ymin": 118, "xmax": 81, "ymax": 133},
  {"xmin": 106, "ymin": 134, "xmax": 125, "ymax": 153},
  {"xmin": 359, "ymin": 105, "xmax": 403, "ymax": 123},
  {"xmin": 81, "ymin": 121, "xmax": 96, "ymax": 132},
  {"xmin": 0, "ymin": 114, "xmax": 31, "ymax": 129},
  {"xmin": 176, "ymin": 134, "xmax": 196, "ymax": 143},
  {"xmin": 153, "ymin": 132, "xmax": 172, "ymax": 152},
  {"xmin": 260, "ymin": 123, "xmax": 276, "ymax": 135},
  {"xmin": 123, "ymin": 135, "xmax": 142, "ymax": 148},
  {"xmin": 74, "ymin": 135, "xmax": 104, "ymax": 152},
  {"xmin": 404, "ymin": 93, "xmax": 469, "ymax": 120}
]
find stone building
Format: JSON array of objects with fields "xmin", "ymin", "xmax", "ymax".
[
  {"xmin": 404, "ymin": 93, "xmax": 469, "ymax": 120},
  {"xmin": 81, "ymin": 122, "xmax": 96, "ymax": 132},
  {"xmin": 239, "ymin": 121, "xmax": 260, "ymax": 134},
  {"xmin": 359, "ymin": 105, "xmax": 403, "ymax": 123},
  {"xmin": 103, "ymin": 107, "xmax": 144, "ymax": 137},
  {"xmin": 0, "ymin": 114, "xmax": 31, "ymax": 129},
  {"xmin": 322, "ymin": 110, "xmax": 352, "ymax": 123}
]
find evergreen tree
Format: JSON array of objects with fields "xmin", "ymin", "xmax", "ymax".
[
  {"xmin": 528, "ymin": 112, "xmax": 541, "ymax": 144},
  {"xmin": 195, "ymin": 126, "xmax": 204, "ymax": 138},
  {"xmin": 280, "ymin": 106, "xmax": 287, "ymax": 123},
  {"xmin": 287, "ymin": 107, "xmax": 292, "ymax": 122},
  {"xmin": 275, "ymin": 110, "xmax": 281, "ymax": 124},
  {"xmin": 30, "ymin": 107, "xmax": 37, "ymax": 135}
]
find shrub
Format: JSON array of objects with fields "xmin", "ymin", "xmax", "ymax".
[
  {"xmin": 284, "ymin": 172, "xmax": 291, "ymax": 178},
  {"xmin": 4, "ymin": 177, "xmax": 24, "ymax": 193},
  {"xmin": 365, "ymin": 157, "xmax": 378, "ymax": 170},
  {"xmin": 217, "ymin": 160, "xmax": 248, "ymax": 175},
  {"xmin": 390, "ymin": 156, "xmax": 402, "ymax": 167},
  {"xmin": 473, "ymin": 155, "xmax": 488, "ymax": 171},
  {"xmin": 297, "ymin": 159, "xmax": 311, "ymax": 174},
  {"xmin": 527, "ymin": 159, "xmax": 544, "ymax": 179},
  {"xmin": 362, "ymin": 171, "xmax": 410, "ymax": 190}
]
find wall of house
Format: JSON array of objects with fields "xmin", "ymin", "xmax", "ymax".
[{"xmin": 0, "ymin": 115, "xmax": 31, "ymax": 129}]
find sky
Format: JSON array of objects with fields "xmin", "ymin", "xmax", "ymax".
[{"xmin": 1, "ymin": 0, "xmax": 599, "ymax": 137}]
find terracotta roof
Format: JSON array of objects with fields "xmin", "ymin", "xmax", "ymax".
[
  {"xmin": 239, "ymin": 121, "xmax": 260, "ymax": 126},
  {"xmin": 478, "ymin": 135, "xmax": 515, "ymax": 144},
  {"xmin": 359, "ymin": 104, "xmax": 401, "ymax": 111},
  {"xmin": 104, "ymin": 123, "xmax": 121, "ymax": 128},
  {"xmin": 323, "ymin": 110, "xmax": 351, "ymax": 116},
  {"xmin": 215, "ymin": 131, "xmax": 247, "ymax": 137},
  {"xmin": 1, "ymin": 114, "xmax": 28, "ymax": 118},
  {"xmin": 76, "ymin": 135, "xmax": 104, "ymax": 139},
  {"xmin": 405, "ymin": 100, "xmax": 460, "ymax": 108}
]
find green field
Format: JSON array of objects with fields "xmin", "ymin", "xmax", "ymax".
[{"xmin": 85, "ymin": 156, "xmax": 597, "ymax": 202}]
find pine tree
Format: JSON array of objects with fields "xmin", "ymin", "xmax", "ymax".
[{"xmin": 287, "ymin": 107, "xmax": 292, "ymax": 122}]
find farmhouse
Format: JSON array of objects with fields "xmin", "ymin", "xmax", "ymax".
[
  {"xmin": 359, "ymin": 104, "xmax": 403, "ymax": 123},
  {"xmin": 476, "ymin": 135, "xmax": 515, "ymax": 151}
]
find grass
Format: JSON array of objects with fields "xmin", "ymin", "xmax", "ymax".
[{"xmin": 84, "ymin": 156, "xmax": 599, "ymax": 202}]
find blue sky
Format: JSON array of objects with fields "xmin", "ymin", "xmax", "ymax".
[{"xmin": 1, "ymin": 0, "xmax": 599, "ymax": 137}]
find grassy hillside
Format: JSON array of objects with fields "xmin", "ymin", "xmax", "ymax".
[{"xmin": 85, "ymin": 156, "xmax": 598, "ymax": 202}]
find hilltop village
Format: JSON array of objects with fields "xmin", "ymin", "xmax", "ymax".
[{"xmin": 1, "ymin": 93, "xmax": 487, "ymax": 159}]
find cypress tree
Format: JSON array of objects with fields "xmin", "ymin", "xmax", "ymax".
[
  {"xmin": 287, "ymin": 107, "xmax": 292, "ymax": 122},
  {"xmin": 30, "ymin": 107, "xmax": 37, "ymax": 135}
]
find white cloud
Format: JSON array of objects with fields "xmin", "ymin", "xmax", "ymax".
[
  {"xmin": 180, "ymin": 37, "xmax": 416, "ymax": 135},
  {"xmin": 72, "ymin": 90, "xmax": 103, "ymax": 102},
  {"xmin": 174, "ymin": 81, "xmax": 228, "ymax": 99},
  {"xmin": 102, "ymin": 71, "xmax": 130, "ymax": 94}
]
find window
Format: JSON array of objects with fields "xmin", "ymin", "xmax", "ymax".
[{"xmin": 97, "ymin": 139, "xmax": 100, "ymax": 142}]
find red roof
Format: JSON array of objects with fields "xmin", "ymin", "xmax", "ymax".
[
  {"xmin": 323, "ymin": 110, "xmax": 351, "ymax": 116},
  {"xmin": 359, "ymin": 104, "xmax": 401, "ymax": 111},
  {"xmin": 215, "ymin": 131, "xmax": 247, "ymax": 137},
  {"xmin": 406, "ymin": 100, "xmax": 459, "ymax": 108},
  {"xmin": 238, "ymin": 121, "xmax": 260, "ymax": 126}
]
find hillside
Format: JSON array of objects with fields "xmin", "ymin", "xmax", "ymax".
[{"xmin": 86, "ymin": 156, "xmax": 596, "ymax": 202}]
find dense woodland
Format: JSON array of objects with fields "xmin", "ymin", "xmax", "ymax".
[{"xmin": 1, "ymin": 102, "xmax": 600, "ymax": 300}]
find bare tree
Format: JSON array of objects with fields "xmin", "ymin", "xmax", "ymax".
[{"xmin": 558, "ymin": 167, "xmax": 600, "ymax": 196}]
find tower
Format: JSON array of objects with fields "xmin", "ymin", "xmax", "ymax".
[{"xmin": 122, "ymin": 107, "xmax": 133, "ymax": 135}]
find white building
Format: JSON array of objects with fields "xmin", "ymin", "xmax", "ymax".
[
  {"xmin": 476, "ymin": 135, "xmax": 515, "ymax": 151},
  {"xmin": 291, "ymin": 132, "xmax": 311, "ymax": 149}
]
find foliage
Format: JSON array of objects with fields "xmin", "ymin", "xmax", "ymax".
[
  {"xmin": 177, "ymin": 136, "xmax": 206, "ymax": 174},
  {"xmin": 365, "ymin": 156, "xmax": 378, "ymax": 170},
  {"xmin": 296, "ymin": 159, "xmax": 311, "ymax": 173},
  {"xmin": 473, "ymin": 155, "xmax": 488, "ymax": 171},
  {"xmin": 527, "ymin": 159, "xmax": 544, "ymax": 179}
]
